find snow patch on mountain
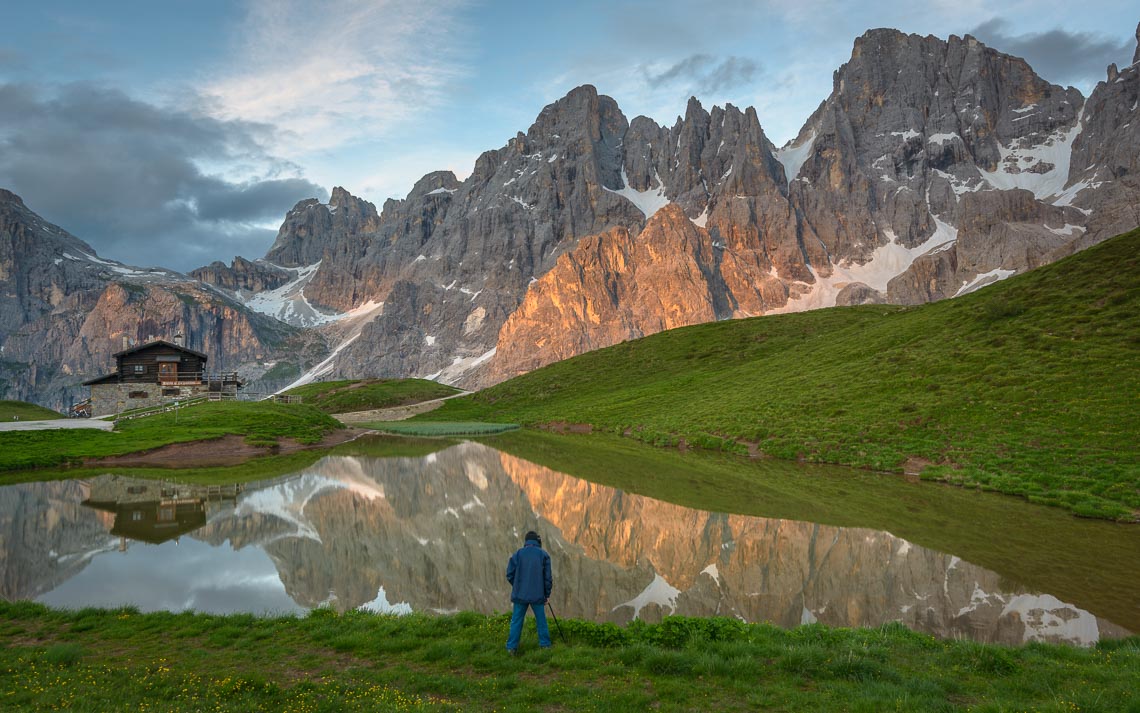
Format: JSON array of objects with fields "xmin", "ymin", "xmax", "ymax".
[
  {"xmin": 274, "ymin": 299, "xmax": 384, "ymax": 394},
  {"xmin": 604, "ymin": 167, "xmax": 671, "ymax": 219},
  {"xmin": 980, "ymin": 111, "xmax": 1084, "ymax": 199},
  {"xmin": 1045, "ymin": 223, "xmax": 1086, "ymax": 237},
  {"xmin": 954, "ymin": 268, "xmax": 1017, "ymax": 297},
  {"xmin": 424, "ymin": 347, "xmax": 497, "ymax": 385},
  {"xmin": 691, "ymin": 206, "xmax": 710, "ymax": 228},
  {"xmin": 776, "ymin": 129, "xmax": 816, "ymax": 183},
  {"xmin": 769, "ymin": 219, "xmax": 955, "ymax": 313},
  {"xmin": 61, "ymin": 251, "xmax": 180, "ymax": 282},
  {"xmin": 232, "ymin": 262, "xmax": 343, "ymax": 328}
]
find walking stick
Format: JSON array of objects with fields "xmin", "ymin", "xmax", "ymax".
[{"xmin": 546, "ymin": 601, "xmax": 568, "ymax": 644}]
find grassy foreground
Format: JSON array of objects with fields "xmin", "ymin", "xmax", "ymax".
[
  {"xmin": 2, "ymin": 602, "xmax": 1137, "ymax": 712},
  {"xmin": 0, "ymin": 400, "xmax": 63, "ymax": 420},
  {"xmin": 432, "ymin": 228, "xmax": 1140, "ymax": 520},
  {"xmin": 284, "ymin": 378, "xmax": 460, "ymax": 413},
  {"xmin": 0, "ymin": 401, "xmax": 342, "ymax": 472}
]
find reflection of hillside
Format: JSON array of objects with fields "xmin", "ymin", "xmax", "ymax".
[
  {"xmin": 195, "ymin": 442, "xmax": 1125, "ymax": 645},
  {"xmin": 0, "ymin": 480, "xmax": 115, "ymax": 600}
]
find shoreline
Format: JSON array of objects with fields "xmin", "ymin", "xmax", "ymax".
[{"xmin": 79, "ymin": 427, "xmax": 372, "ymax": 469}]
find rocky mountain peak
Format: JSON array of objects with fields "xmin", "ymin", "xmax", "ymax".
[
  {"xmin": 528, "ymin": 84, "xmax": 627, "ymax": 143},
  {"xmin": 407, "ymin": 171, "xmax": 460, "ymax": 200},
  {"xmin": 1134, "ymin": 21, "xmax": 1140, "ymax": 65},
  {"xmin": 684, "ymin": 95, "xmax": 707, "ymax": 123},
  {"xmin": 328, "ymin": 186, "xmax": 353, "ymax": 207},
  {"xmin": 264, "ymin": 188, "xmax": 380, "ymax": 268},
  {"xmin": 0, "ymin": 189, "xmax": 25, "ymax": 207},
  {"xmin": 10, "ymin": 24, "xmax": 1140, "ymax": 407}
]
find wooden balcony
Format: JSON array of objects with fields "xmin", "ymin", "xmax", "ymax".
[{"xmin": 157, "ymin": 371, "xmax": 242, "ymax": 386}]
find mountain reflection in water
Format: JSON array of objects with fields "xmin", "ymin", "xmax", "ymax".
[{"xmin": 0, "ymin": 441, "xmax": 1129, "ymax": 646}]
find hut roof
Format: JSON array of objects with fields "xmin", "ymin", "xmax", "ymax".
[
  {"xmin": 113, "ymin": 339, "xmax": 208, "ymax": 360},
  {"xmin": 81, "ymin": 373, "xmax": 120, "ymax": 386}
]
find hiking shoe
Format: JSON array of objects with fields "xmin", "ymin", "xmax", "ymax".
[{"xmin": 507, "ymin": 649, "xmax": 518, "ymax": 656}]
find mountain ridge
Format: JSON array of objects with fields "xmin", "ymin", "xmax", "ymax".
[{"xmin": 2, "ymin": 23, "xmax": 1138, "ymax": 405}]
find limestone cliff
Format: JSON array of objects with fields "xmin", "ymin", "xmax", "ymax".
[
  {"xmin": 216, "ymin": 28, "xmax": 1138, "ymax": 390},
  {"xmin": 487, "ymin": 204, "xmax": 782, "ymax": 382},
  {"xmin": 0, "ymin": 190, "xmax": 299, "ymax": 408},
  {"xmin": 5, "ymin": 24, "xmax": 1140, "ymax": 402}
]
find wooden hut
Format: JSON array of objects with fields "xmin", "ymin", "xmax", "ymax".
[{"xmin": 82, "ymin": 337, "xmax": 240, "ymax": 415}]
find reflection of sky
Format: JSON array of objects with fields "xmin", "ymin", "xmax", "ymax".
[{"xmin": 37, "ymin": 537, "xmax": 304, "ymax": 616}]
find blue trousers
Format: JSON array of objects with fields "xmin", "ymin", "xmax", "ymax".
[{"xmin": 506, "ymin": 601, "xmax": 551, "ymax": 651}]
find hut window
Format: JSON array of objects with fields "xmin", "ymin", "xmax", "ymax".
[
  {"xmin": 162, "ymin": 388, "xmax": 179, "ymax": 396},
  {"xmin": 127, "ymin": 486, "xmax": 147, "ymax": 495},
  {"xmin": 133, "ymin": 365, "xmax": 145, "ymax": 374},
  {"xmin": 129, "ymin": 391, "xmax": 148, "ymax": 399}
]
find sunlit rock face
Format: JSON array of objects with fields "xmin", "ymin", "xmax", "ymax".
[{"xmin": 183, "ymin": 28, "xmax": 1140, "ymax": 390}]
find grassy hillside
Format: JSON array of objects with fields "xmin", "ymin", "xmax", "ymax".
[
  {"xmin": 2, "ymin": 602, "xmax": 1136, "ymax": 712},
  {"xmin": 283, "ymin": 378, "xmax": 460, "ymax": 413},
  {"xmin": 0, "ymin": 401, "xmax": 342, "ymax": 472},
  {"xmin": 434, "ymin": 228, "xmax": 1140, "ymax": 520},
  {"xmin": 0, "ymin": 400, "xmax": 63, "ymax": 420}
]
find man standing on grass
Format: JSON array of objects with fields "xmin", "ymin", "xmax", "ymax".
[{"xmin": 505, "ymin": 530, "xmax": 553, "ymax": 654}]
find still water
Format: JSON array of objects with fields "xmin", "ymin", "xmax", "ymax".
[{"xmin": 1, "ymin": 439, "xmax": 1135, "ymax": 646}]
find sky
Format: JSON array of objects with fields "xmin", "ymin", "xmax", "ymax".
[{"xmin": 1, "ymin": 0, "xmax": 1136, "ymax": 272}]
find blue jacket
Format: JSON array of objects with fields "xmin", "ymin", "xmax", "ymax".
[{"xmin": 506, "ymin": 538, "xmax": 552, "ymax": 604}]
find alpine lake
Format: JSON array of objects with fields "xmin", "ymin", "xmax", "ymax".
[{"xmin": 2, "ymin": 430, "xmax": 1137, "ymax": 647}]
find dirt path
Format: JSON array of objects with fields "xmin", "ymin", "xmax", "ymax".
[
  {"xmin": 82, "ymin": 428, "xmax": 370, "ymax": 468},
  {"xmin": 0, "ymin": 418, "xmax": 115, "ymax": 432},
  {"xmin": 335, "ymin": 391, "xmax": 471, "ymax": 424}
]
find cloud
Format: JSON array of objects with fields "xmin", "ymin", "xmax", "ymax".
[
  {"xmin": 645, "ymin": 54, "xmax": 762, "ymax": 94},
  {"xmin": 968, "ymin": 18, "xmax": 1133, "ymax": 87},
  {"xmin": 203, "ymin": 0, "xmax": 468, "ymax": 154},
  {"xmin": 0, "ymin": 82, "xmax": 326, "ymax": 272}
]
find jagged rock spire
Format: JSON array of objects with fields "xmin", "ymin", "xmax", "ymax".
[{"xmin": 1134, "ymin": 21, "xmax": 1139, "ymax": 65}]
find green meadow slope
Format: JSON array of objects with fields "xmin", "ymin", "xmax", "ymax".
[
  {"xmin": 433, "ymin": 228, "xmax": 1140, "ymax": 520},
  {"xmin": 283, "ymin": 378, "xmax": 459, "ymax": 413},
  {"xmin": 0, "ymin": 400, "xmax": 63, "ymax": 420}
]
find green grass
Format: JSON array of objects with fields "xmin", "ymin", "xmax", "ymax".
[
  {"xmin": 363, "ymin": 421, "xmax": 520, "ymax": 437},
  {"xmin": 0, "ymin": 400, "xmax": 64, "ymax": 421},
  {"xmin": 1, "ymin": 602, "xmax": 1136, "ymax": 712},
  {"xmin": 283, "ymin": 378, "xmax": 460, "ymax": 414},
  {"xmin": 0, "ymin": 401, "xmax": 342, "ymax": 472},
  {"xmin": 432, "ymin": 228, "xmax": 1140, "ymax": 520}
]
